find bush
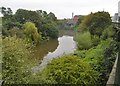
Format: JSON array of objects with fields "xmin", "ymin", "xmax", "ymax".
[
  {"xmin": 101, "ymin": 25, "xmax": 115, "ymax": 40},
  {"xmin": 2, "ymin": 36, "xmax": 37, "ymax": 84},
  {"xmin": 36, "ymin": 55, "xmax": 99, "ymax": 85},
  {"xmin": 75, "ymin": 31, "xmax": 92, "ymax": 50},
  {"xmin": 75, "ymin": 38, "xmax": 117, "ymax": 85},
  {"xmin": 92, "ymin": 35, "xmax": 100, "ymax": 46}
]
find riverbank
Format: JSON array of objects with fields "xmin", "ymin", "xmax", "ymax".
[{"xmin": 29, "ymin": 12, "xmax": 118, "ymax": 85}]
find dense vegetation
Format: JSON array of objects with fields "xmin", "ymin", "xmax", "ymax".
[
  {"xmin": 32, "ymin": 11, "xmax": 117, "ymax": 85},
  {"xmin": 30, "ymin": 55, "xmax": 99, "ymax": 85},
  {"xmin": 1, "ymin": 6, "xmax": 118, "ymax": 86},
  {"xmin": 1, "ymin": 7, "xmax": 60, "ymax": 85},
  {"xmin": 2, "ymin": 36, "xmax": 35, "ymax": 84},
  {"xmin": 1, "ymin": 7, "xmax": 59, "ymax": 41},
  {"xmin": 74, "ymin": 12, "xmax": 117, "ymax": 85}
]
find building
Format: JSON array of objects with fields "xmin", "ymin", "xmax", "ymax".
[
  {"xmin": 112, "ymin": 1, "xmax": 120, "ymax": 22},
  {"xmin": 112, "ymin": 13, "xmax": 119, "ymax": 22},
  {"xmin": 118, "ymin": 1, "xmax": 120, "ymax": 17},
  {"xmin": 66, "ymin": 14, "xmax": 84, "ymax": 28},
  {"xmin": 73, "ymin": 15, "xmax": 80, "ymax": 24},
  {"xmin": 66, "ymin": 19, "xmax": 76, "ymax": 27}
]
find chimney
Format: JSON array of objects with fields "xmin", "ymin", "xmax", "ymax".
[{"xmin": 72, "ymin": 12, "xmax": 74, "ymax": 19}]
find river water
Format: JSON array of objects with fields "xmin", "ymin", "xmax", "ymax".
[{"xmin": 32, "ymin": 30, "xmax": 77, "ymax": 72}]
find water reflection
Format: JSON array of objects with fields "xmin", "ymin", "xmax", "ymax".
[
  {"xmin": 32, "ymin": 30, "xmax": 77, "ymax": 73},
  {"xmin": 38, "ymin": 35, "xmax": 76, "ymax": 70},
  {"xmin": 33, "ymin": 39, "xmax": 58, "ymax": 61},
  {"xmin": 59, "ymin": 29, "xmax": 75, "ymax": 37}
]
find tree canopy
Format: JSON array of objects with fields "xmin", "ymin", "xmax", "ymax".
[
  {"xmin": 79, "ymin": 11, "xmax": 111, "ymax": 37},
  {"xmin": 24, "ymin": 22, "xmax": 42, "ymax": 44}
]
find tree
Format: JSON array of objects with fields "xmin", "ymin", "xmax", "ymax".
[
  {"xmin": 79, "ymin": 11, "xmax": 111, "ymax": 37},
  {"xmin": 15, "ymin": 9, "xmax": 40, "ymax": 24},
  {"xmin": 0, "ymin": 7, "xmax": 6, "ymax": 16},
  {"xmin": 47, "ymin": 12, "xmax": 57, "ymax": 21},
  {"xmin": 6, "ymin": 8, "xmax": 13, "ymax": 15},
  {"xmin": 42, "ymin": 11, "xmax": 47, "ymax": 17},
  {"xmin": 0, "ymin": 7, "xmax": 13, "ymax": 16},
  {"xmin": 24, "ymin": 22, "xmax": 42, "ymax": 44},
  {"xmin": 42, "ymin": 22, "xmax": 58, "ymax": 38}
]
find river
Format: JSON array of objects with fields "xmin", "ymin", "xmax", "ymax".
[{"xmin": 32, "ymin": 30, "xmax": 77, "ymax": 72}]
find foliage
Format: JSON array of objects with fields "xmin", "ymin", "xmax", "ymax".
[
  {"xmin": 47, "ymin": 12, "xmax": 57, "ymax": 21},
  {"xmin": 3, "ymin": 21, "xmax": 22, "ymax": 29},
  {"xmin": 75, "ymin": 31, "xmax": 92, "ymax": 50},
  {"xmin": 34, "ymin": 55, "xmax": 99, "ymax": 85},
  {"xmin": 2, "ymin": 36, "xmax": 37, "ymax": 84},
  {"xmin": 74, "ymin": 12, "xmax": 117, "ymax": 84},
  {"xmin": 101, "ymin": 25, "xmax": 116, "ymax": 40},
  {"xmin": 92, "ymin": 35, "xmax": 100, "ymax": 46},
  {"xmin": 42, "ymin": 22, "xmax": 58, "ymax": 38},
  {"xmin": 8, "ymin": 27, "xmax": 24, "ymax": 38},
  {"xmin": 74, "ymin": 38, "xmax": 117, "ymax": 85},
  {"xmin": 1, "ymin": 7, "xmax": 117, "ymax": 85},
  {"xmin": 79, "ymin": 11, "xmax": 111, "ymax": 37},
  {"xmin": 0, "ymin": 7, "xmax": 13, "ymax": 16},
  {"xmin": 24, "ymin": 22, "xmax": 42, "ymax": 44},
  {"xmin": 76, "ymin": 16, "xmax": 84, "ymax": 25},
  {"xmin": 15, "ymin": 9, "xmax": 40, "ymax": 24},
  {"xmin": 2, "ymin": 7, "xmax": 59, "ymax": 40}
]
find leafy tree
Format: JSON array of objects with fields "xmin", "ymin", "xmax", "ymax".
[
  {"xmin": 24, "ymin": 22, "xmax": 42, "ymax": 44},
  {"xmin": 41, "ymin": 22, "xmax": 58, "ymax": 39},
  {"xmin": 15, "ymin": 9, "xmax": 40, "ymax": 24},
  {"xmin": 0, "ymin": 7, "xmax": 13, "ymax": 16},
  {"xmin": 42, "ymin": 11, "xmax": 47, "ymax": 17},
  {"xmin": 79, "ymin": 11, "xmax": 111, "ymax": 37},
  {"xmin": 0, "ymin": 7, "xmax": 6, "ymax": 16},
  {"xmin": 3, "ymin": 20, "xmax": 22, "ymax": 30},
  {"xmin": 47, "ymin": 12, "xmax": 57, "ymax": 21}
]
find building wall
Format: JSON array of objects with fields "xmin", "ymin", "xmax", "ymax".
[
  {"xmin": 118, "ymin": 1, "xmax": 120, "ymax": 18},
  {"xmin": 112, "ymin": 13, "xmax": 118, "ymax": 22},
  {"xmin": 73, "ymin": 15, "xmax": 79, "ymax": 23}
]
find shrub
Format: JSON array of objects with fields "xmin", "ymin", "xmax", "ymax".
[
  {"xmin": 2, "ymin": 36, "xmax": 37, "ymax": 84},
  {"xmin": 101, "ymin": 25, "xmax": 115, "ymax": 40},
  {"xmin": 92, "ymin": 35, "xmax": 100, "ymax": 46},
  {"xmin": 36, "ymin": 55, "xmax": 99, "ymax": 85},
  {"xmin": 75, "ymin": 38, "xmax": 117, "ymax": 85},
  {"xmin": 75, "ymin": 31, "xmax": 92, "ymax": 50}
]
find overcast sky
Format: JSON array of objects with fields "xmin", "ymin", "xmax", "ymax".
[{"xmin": 0, "ymin": 0, "xmax": 120, "ymax": 19}]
